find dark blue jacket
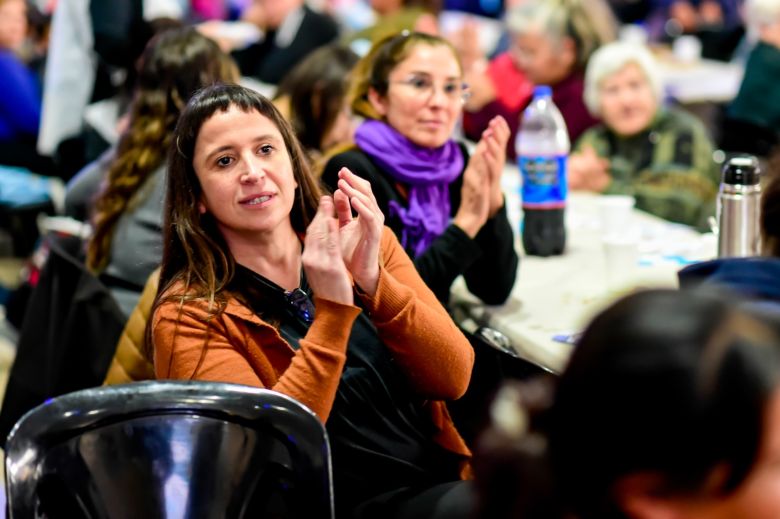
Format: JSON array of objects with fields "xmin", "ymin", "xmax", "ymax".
[
  {"xmin": 0, "ymin": 50, "xmax": 41, "ymax": 141},
  {"xmin": 678, "ymin": 257, "xmax": 780, "ymax": 302}
]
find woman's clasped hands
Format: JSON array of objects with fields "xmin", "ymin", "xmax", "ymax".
[{"xmin": 302, "ymin": 167, "xmax": 385, "ymax": 305}]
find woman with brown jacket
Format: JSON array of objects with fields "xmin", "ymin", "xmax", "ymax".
[{"xmin": 149, "ymin": 84, "xmax": 476, "ymax": 518}]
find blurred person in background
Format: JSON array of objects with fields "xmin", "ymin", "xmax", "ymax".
[
  {"xmin": 38, "ymin": 0, "xmax": 185, "ymax": 179},
  {"xmin": 724, "ymin": 0, "xmax": 780, "ymax": 155},
  {"xmin": 568, "ymin": 41, "xmax": 719, "ymax": 229},
  {"xmin": 461, "ymin": 0, "xmax": 616, "ymax": 158},
  {"xmin": 64, "ymin": 27, "xmax": 239, "ymax": 317},
  {"xmin": 230, "ymin": 0, "xmax": 340, "ymax": 85},
  {"xmin": 345, "ymin": 0, "xmax": 441, "ymax": 54},
  {"xmin": 0, "ymin": 0, "xmax": 52, "ymax": 174},
  {"xmin": 474, "ymin": 288, "xmax": 780, "ymax": 519},
  {"xmin": 274, "ymin": 43, "xmax": 360, "ymax": 167},
  {"xmin": 646, "ymin": 0, "xmax": 744, "ymax": 60},
  {"xmin": 322, "ymin": 31, "xmax": 517, "ymax": 307}
]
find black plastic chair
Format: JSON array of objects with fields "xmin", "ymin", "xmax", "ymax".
[{"xmin": 5, "ymin": 381, "xmax": 334, "ymax": 519}]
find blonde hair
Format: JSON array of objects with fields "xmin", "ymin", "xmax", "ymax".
[{"xmin": 506, "ymin": 0, "xmax": 617, "ymax": 69}]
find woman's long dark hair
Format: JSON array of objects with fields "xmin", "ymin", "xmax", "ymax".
[
  {"xmin": 146, "ymin": 84, "xmax": 322, "ymax": 367},
  {"xmin": 275, "ymin": 44, "xmax": 359, "ymax": 155},
  {"xmin": 158, "ymin": 84, "xmax": 321, "ymax": 309},
  {"xmin": 475, "ymin": 289, "xmax": 780, "ymax": 519},
  {"xmin": 87, "ymin": 27, "xmax": 238, "ymax": 272}
]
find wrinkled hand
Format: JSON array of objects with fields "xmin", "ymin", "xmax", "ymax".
[
  {"xmin": 302, "ymin": 196, "xmax": 353, "ymax": 306},
  {"xmin": 454, "ymin": 139, "xmax": 491, "ymax": 238},
  {"xmin": 567, "ymin": 146, "xmax": 611, "ymax": 192},
  {"xmin": 333, "ymin": 168, "xmax": 384, "ymax": 297},
  {"xmin": 481, "ymin": 116, "xmax": 510, "ymax": 216}
]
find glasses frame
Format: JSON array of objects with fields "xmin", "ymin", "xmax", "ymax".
[{"xmin": 388, "ymin": 76, "xmax": 472, "ymax": 104}]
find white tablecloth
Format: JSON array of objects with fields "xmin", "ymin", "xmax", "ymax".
[
  {"xmin": 451, "ymin": 170, "xmax": 717, "ymax": 373},
  {"xmin": 656, "ymin": 57, "xmax": 744, "ymax": 104}
]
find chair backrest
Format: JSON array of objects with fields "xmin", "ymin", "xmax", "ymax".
[{"xmin": 5, "ymin": 381, "xmax": 334, "ymax": 519}]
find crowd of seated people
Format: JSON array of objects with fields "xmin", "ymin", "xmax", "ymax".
[
  {"xmin": 6, "ymin": 0, "xmax": 780, "ymax": 517},
  {"xmin": 462, "ymin": 0, "xmax": 617, "ymax": 159},
  {"xmin": 721, "ymin": 0, "xmax": 780, "ymax": 155}
]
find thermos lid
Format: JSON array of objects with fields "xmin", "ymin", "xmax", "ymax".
[{"xmin": 722, "ymin": 155, "xmax": 760, "ymax": 186}]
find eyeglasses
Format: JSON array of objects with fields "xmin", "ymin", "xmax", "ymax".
[
  {"xmin": 284, "ymin": 288, "xmax": 315, "ymax": 325},
  {"xmin": 390, "ymin": 74, "xmax": 471, "ymax": 103}
]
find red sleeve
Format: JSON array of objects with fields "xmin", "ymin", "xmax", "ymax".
[
  {"xmin": 463, "ymin": 53, "xmax": 532, "ymax": 159},
  {"xmin": 552, "ymin": 72, "xmax": 601, "ymax": 145}
]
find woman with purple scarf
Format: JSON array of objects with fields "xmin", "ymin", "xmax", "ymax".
[{"xmin": 322, "ymin": 31, "xmax": 518, "ymax": 306}]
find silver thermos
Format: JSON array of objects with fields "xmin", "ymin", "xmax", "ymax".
[{"xmin": 717, "ymin": 155, "xmax": 761, "ymax": 258}]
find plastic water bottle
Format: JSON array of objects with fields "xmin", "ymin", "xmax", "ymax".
[
  {"xmin": 717, "ymin": 155, "xmax": 761, "ymax": 258},
  {"xmin": 516, "ymin": 85, "xmax": 569, "ymax": 256}
]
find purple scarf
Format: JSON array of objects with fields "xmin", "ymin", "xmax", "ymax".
[{"xmin": 355, "ymin": 120, "xmax": 464, "ymax": 257}]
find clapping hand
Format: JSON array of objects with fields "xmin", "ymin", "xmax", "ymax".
[
  {"xmin": 333, "ymin": 168, "xmax": 384, "ymax": 297},
  {"xmin": 453, "ymin": 116, "xmax": 509, "ymax": 238},
  {"xmin": 454, "ymin": 138, "xmax": 491, "ymax": 238},
  {"xmin": 481, "ymin": 116, "xmax": 510, "ymax": 216},
  {"xmin": 302, "ymin": 196, "xmax": 354, "ymax": 306},
  {"xmin": 567, "ymin": 145, "xmax": 611, "ymax": 192}
]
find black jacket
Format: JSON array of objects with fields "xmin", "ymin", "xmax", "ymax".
[
  {"xmin": 232, "ymin": 5, "xmax": 339, "ymax": 85},
  {"xmin": 322, "ymin": 147, "xmax": 519, "ymax": 305},
  {"xmin": 0, "ymin": 236, "xmax": 125, "ymax": 447}
]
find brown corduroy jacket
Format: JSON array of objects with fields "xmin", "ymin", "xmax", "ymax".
[{"xmin": 151, "ymin": 228, "xmax": 474, "ymax": 472}]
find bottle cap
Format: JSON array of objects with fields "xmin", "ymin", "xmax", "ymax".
[
  {"xmin": 721, "ymin": 155, "xmax": 760, "ymax": 186},
  {"xmin": 533, "ymin": 85, "xmax": 552, "ymax": 98}
]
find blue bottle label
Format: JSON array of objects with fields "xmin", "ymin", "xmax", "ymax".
[{"xmin": 519, "ymin": 155, "xmax": 567, "ymax": 208}]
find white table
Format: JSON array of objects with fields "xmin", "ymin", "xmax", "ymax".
[
  {"xmin": 656, "ymin": 56, "xmax": 744, "ymax": 104},
  {"xmin": 451, "ymin": 173, "xmax": 717, "ymax": 374}
]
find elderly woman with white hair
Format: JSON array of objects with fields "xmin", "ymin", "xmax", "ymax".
[{"xmin": 568, "ymin": 41, "xmax": 720, "ymax": 230}]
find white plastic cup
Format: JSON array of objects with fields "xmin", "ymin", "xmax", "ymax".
[
  {"xmin": 597, "ymin": 195, "xmax": 636, "ymax": 239},
  {"xmin": 619, "ymin": 24, "xmax": 649, "ymax": 45},
  {"xmin": 673, "ymin": 35, "xmax": 702, "ymax": 63},
  {"xmin": 603, "ymin": 235, "xmax": 639, "ymax": 293}
]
